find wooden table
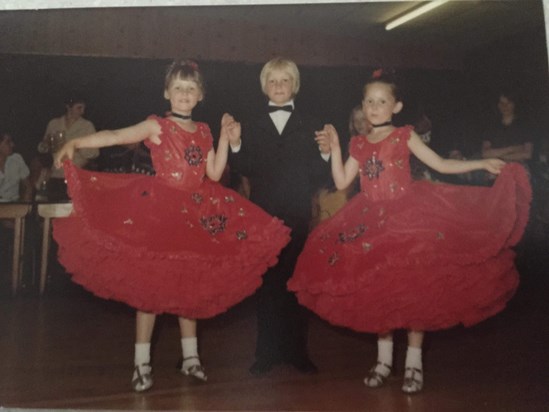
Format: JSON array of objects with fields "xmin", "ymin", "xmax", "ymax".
[{"xmin": 0, "ymin": 203, "xmax": 32, "ymax": 295}]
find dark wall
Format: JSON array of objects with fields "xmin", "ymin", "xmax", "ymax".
[
  {"xmin": 1, "ymin": 26, "xmax": 547, "ymax": 167},
  {"xmin": 0, "ymin": 54, "xmax": 456, "ymax": 161}
]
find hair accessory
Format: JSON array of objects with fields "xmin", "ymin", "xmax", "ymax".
[
  {"xmin": 186, "ymin": 60, "xmax": 199, "ymax": 71},
  {"xmin": 372, "ymin": 69, "xmax": 383, "ymax": 79}
]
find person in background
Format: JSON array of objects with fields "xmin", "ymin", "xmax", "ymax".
[
  {"xmin": 0, "ymin": 131, "xmax": 32, "ymax": 272},
  {"xmin": 37, "ymin": 94, "xmax": 98, "ymax": 201},
  {"xmin": 99, "ymin": 141, "xmax": 155, "ymax": 176},
  {"xmin": 0, "ymin": 131, "xmax": 32, "ymax": 204},
  {"xmin": 312, "ymin": 105, "xmax": 367, "ymax": 226},
  {"xmin": 228, "ymin": 57, "xmax": 331, "ymax": 376},
  {"xmin": 409, "ymin": 105, "xmax": 435, "ymax": 181},
  {"xmin": 349, "ymin": 104, "xmax": 370, "ymax": 138},
  {"xmin": 479, "ymin": 90, "xmax": 534, "ymax": 184}
]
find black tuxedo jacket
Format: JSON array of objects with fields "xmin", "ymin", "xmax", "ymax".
[{"xmin": 230, "ymin": 109, "xmax": 331, "ymax": 231}]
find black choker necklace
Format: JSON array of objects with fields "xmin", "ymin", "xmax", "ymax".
[
  {"xmin": 171, "ymin": 112, "xmax": 192, "ymax": 121},
  {"xmin": 371, "ymin": 121, "xmax": 392, "ymax": 128}
]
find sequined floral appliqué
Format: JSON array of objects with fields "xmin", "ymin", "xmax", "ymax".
[
  {"xmin": 363, "ymin": 154, "xmax": 385, "ymax": 180},
  {"xmin": 338, "ymin": 224, "xmax": 367, "ymax": 243},
  {"xmin": 200, "ymin": 214, "xmax": 228, "ymax": 235},
  {"xmin": 184, "ymin": 145, "xmax": 203, "ymax": 166}
]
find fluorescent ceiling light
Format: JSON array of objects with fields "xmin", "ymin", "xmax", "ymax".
[{"xmin": 385, "ymin": 0, "xmax": 450, "ymax": 31}]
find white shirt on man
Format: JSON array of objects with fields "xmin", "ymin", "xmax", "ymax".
[
  {"xmin": 38, "ymin": 116, "xmax": 98, "ymax": 178},
  {"xmin": 0, "ymin": 153, "xmax": 30, "ymax": 202}
]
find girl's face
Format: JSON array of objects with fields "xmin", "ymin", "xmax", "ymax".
[
  {"xmin": 265, "ymin": 69, "xmax": 294, "ymax": 105},
  {"xmin": 164, "ymin": 76, "xmax": 203, "ymax": 114},
  {"xmin": 362, "ymin": 82, "xmax": 402, "ymax": 125}
]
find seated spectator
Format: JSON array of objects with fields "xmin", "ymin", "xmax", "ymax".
[
  {"xmin": 478, "ymin": 89, "xmax": 534, "ymax": 184},
  {"xmin": 0, "ymin": 131, "xmax": 32, "ymax": 203},
  {"xmin": 0, "ymin": 131, "xmax": 32, "ymax": 243},
  {"xmin": 99, "ymin": 142, "xmax": 155, "ymax": 175}
]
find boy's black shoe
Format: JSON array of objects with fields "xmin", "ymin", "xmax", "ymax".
[
  {"xmin": 249, "ymin": 357, "xmax": 278, "ymax": 376},
  {"xmin": 288, "ymin": 357, "xmax": 318, "ymax": 374}
]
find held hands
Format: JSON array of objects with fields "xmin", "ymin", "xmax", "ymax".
[
  {"xmin": 220, "ymin": 113, "xmax": 241, "ymax": 145},
  {"xmin": 315, "ymin": 124, "xmax": 339, "ymax": 154},
  {"xmin": 483, "ymin": 158, "xmax": 506, "ymax": 174}
]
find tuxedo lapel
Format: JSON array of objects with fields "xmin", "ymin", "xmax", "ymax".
[
  {"xmin": 280, "ymin": 111, "xmax": 303, "ymax": 138},
  {"xmin": 257, "ymin": 112, "xmax": 280, "ymax": 137}
]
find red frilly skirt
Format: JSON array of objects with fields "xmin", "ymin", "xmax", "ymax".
[
  {"xmin": 54, "ymin": 162, "xmax": 290, "ymax": 318},
  {"xmin": 288, "ymin": 163, "xmax": 531, "ymax": 333}
]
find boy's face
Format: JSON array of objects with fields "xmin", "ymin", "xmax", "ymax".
[{"xmin": 265, "ymin": 69, "xmax": 294, "ymax": 105}]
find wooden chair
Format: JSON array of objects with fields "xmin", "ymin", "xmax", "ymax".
[
  {"xmin": 37, "ymin": 203, "xmax": 73, "ymax": 295},
  {"xmin": 0, "ymin": 203, "xmax": 32, "ymax": 295}
]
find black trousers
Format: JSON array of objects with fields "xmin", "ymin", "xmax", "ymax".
[{"xmin": 254, "ymin": 224, "xmax": 310, "ymax": 363}]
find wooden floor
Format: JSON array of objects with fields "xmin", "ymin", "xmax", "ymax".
[{"xmin": 0, "ymin": 232, "xmax": 547, "ymax": 411}]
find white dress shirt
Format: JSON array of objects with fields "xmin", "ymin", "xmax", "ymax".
[
  {"xmin": 231, "ymin": 100, "xmax": 330, "ymax": 161},
  {"xmin": 268, "ymin": 100, "xmax": 294, "ymax": 135}
]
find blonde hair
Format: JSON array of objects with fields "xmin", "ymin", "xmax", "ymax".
[{"xmin": 259, "ymin": 57, "xmax": 300, "ymax": 96}]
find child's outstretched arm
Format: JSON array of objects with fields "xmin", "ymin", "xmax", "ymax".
[
  {"xmin": 319, "ymin": 124, "xmax": 359, "ymax": 190},
  {"xmin": 54, "ymin": 119, "xmax": 161, "ymax": 168},
  {"xmin": 206, "ymin": 113, "xmax": 241, "ymax": 182},
  {"xmin": 409, "ymin": 132, "xmax": 505, "ymax": 175}
]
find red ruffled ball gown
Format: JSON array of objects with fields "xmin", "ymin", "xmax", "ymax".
[
  {"xmin": 288, "ymin": 126, "xmax": 531, "ymax": 333},
  {"xmin": 54, "ymin": 116, "xmax": 290, "ymax": 318}
]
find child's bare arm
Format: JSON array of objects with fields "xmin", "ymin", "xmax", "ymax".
[
  {"xmin": 54, "ymin": 120, "xmax": 161, "ymax": 168},
  {"xmin": 321, "ymin": 124, "xmax": 359, "ymax": 190},
  {"xmin": 206, "ymin": 114, "xmax": 241, "ymax": 181},
  {"xmin": 409, "ymin": 132, "xmax": 505, "ymax": 175}
]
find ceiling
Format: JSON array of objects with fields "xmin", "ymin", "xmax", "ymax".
[
  {"xmin": 0, "ymin": 1, "xmax": 546, "ymax": 58},
  {"xmin": 190, "ymin": 1, "xmax": 546, "ymax": 54}
]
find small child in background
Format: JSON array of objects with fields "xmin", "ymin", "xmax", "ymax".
[{"xmin": 312, "ymin": 105, "xmax": 367, "ymax": 226}]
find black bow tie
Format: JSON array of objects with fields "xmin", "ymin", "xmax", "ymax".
[{"xmin": 268, "ymin": 105, "xmax": 293, "ymax": 113}]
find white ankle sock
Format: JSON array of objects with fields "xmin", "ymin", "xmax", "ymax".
[
  {"xmin": 377, "ymin": 340, "xmax": 393, "ymax": 368},
  {"xmin": 405, "ymin": 346, "xmax": 423, "ymax": 372},
  {"xmin": 181, "ymin": 337, "xmax": 200, "ymax": 369},
  {"xmin": 371, "ymin": 339, "xmax": 393, "ymax": 378},
  {"xmin": 134, "ymin": 342, "xmax": 151, "ymax": 366}
]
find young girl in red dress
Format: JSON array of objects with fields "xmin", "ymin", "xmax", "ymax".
[
  {"xmin": 288, "ymin": 71, "xmax": 531, "ymax": 394},
  {"xmin": 53, "ymin": 59, "xmax": 290, "ymax": 392}
]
